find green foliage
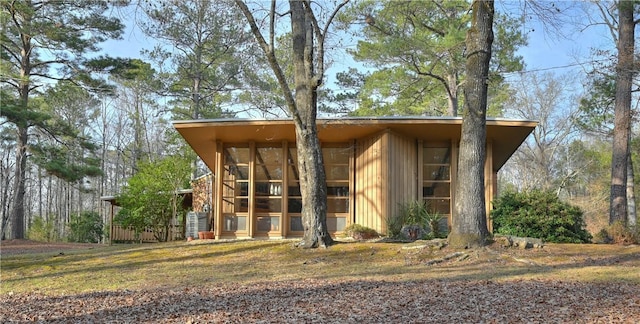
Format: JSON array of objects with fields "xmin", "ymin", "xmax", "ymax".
[
  {"xmin": 491, "ymin": 190, "xmax": 592, "ymax": 243},
  {"xmin": 388, "ymin": 201, "xmax": 445, "ymax": 239},
  {"xmin": 425, "ymin": 212, "xmax": 444, "ymax": 239},
  {"xmin": 139, "ymin": 0, "xmax": 250, "ymax": 120},
  {"xmin": 336, "ymin": 0, "xmax": 525, "ymax": 116},
  {"xmin": 27, "ymin": 82, "xmax": 103, "ymax": 184},
  {"xmin": 344, "ymin": 224, "xmax": 379, "ymax": 240},
  {"xmin": 116, "ymin": 156, "xmax": 190, "ymax": 242},
  {"xmin": 68, "ymin": 211, "xmax": 103, "ymax": 243},
  {"xmin": 27, "ymin": 216, "xmax": 57, "ymax": 242}
]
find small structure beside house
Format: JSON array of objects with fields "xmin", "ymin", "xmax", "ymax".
[
  {"xmin": 101, "ymin": 190, "xmax": 192, "ymax": 243},
  {"xmin": 173, "ymin": 117, "xmax": 536, "ymax": 240}
]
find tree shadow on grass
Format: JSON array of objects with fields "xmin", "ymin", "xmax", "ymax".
[
  {"xmin": 1, "ymin": 240, "xmax": 289, "ymax": 285},
  {"xmin": 2, "ymin": 275, "xmax": 639, "ymax": 323}
]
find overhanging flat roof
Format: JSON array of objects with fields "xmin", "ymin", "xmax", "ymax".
[{"xmin": 173, "ymin": 117, "xmax": 537, "ymax": 172}]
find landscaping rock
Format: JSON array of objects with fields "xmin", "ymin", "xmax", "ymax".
[
  {"xmin": 400, "ymin": 225, "xmax": 426, "ymax": 241},
  {"xmin": 494, "ymin": 235, "xmax": 544, "ymax": 249}
]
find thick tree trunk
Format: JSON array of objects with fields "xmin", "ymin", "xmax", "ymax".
[
  {"xmin": 609, "ymin": 1, "xmax": 634, "ymax": 225},
  {"xmin": 448, "ymin": 0, "xmax": 493, "ymax": 249},
  {"xmin": 295, "ymin": 125, "xmax": 333, "ymax": 248},
  {"xmin": 290, "ymin": 0, "xmax": 333, "ymax": 248},
  {"xmin": 10, "ymin": 126, "xmax": 28, "ymax": 239}
]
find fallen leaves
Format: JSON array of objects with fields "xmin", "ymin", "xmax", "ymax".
[{"xmin": 2, "ymin": 279, "xmax": 639, "ymax": 323}]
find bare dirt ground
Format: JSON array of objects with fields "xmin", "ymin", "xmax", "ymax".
[{"xmin": 0, "ymin": 239, "xmax": 100, "ymax": 256}]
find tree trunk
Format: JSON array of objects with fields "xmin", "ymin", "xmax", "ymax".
[
  {"xmin": 290, "ymin": 0, "xmax": 333, "ymax": 248},
  {"xmin": 446, "ymin": 73, "xmax": 459, "ymax": 117},
  {"xmin": 448, "ymin": 0, "xmax": 494, "ymax": 249},
  {"xmin": 609, "ymin": 1, "xmax": 634, "ymax": 225},
  {"xmin": 9, "ymin": 126, "xmax": 28, "ymax": 239},
  {"xmin": 627, "ymin": 152, "xmax": 636, "ymax": 228}
]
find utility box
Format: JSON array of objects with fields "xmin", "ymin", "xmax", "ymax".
[{"xmin": 186, "ymin": 212, "xmax": 209, "ymax": 239}]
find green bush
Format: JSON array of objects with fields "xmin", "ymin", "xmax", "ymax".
[
  {"xmin": 491, "ymin": 190, "xmax": 592, "ymax": 243},
  {"xmin": 28, "ymin": 216, "xmax": 58, "ymax": 242},
  {"xmin": 68, "ymin": 211, "xmax": 103, "ymax": 243}
]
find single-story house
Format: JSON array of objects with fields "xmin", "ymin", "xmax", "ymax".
[{"xmin": 173, "ymin": 117, "xmax": 536, "ymax": 240}]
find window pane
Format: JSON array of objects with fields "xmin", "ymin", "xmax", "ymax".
[
  {"xmin": 424, "ymin": 147, "xmax": 450, "ymax": 164},
  {"xmin": 287, "ymin": 147, "xmax": 297, "ymax": 164},
  {"xmin": 223, "ymin": 215, "xmax": 247, "ymax": 231},
  {"xmin": 256, "ymin": 147, "xmax": 283, "ymax": 164},
  {"xmin": 290, "ymin": 216, "xmax": 303, "ymax": 231},
  {"xmin": 288, "ymin": 165, "xmax": 300, "ymax": 181},
  {"xmin": 224, "ymin": 166, "xmax": 249, "ymax": 180},
  {"xmin": 423, "ymin": 198, "xmax": 450, "ymax": 214},
  {"xmin": 225, "ymin": 147, "xmax": 250, "ymax": 164},
  {"xmin": 235, "ymin": 198, "xmax": 249, "ymax": 212},
  {"xmin": 423, "ymin": 182, "xmax": 450, "ymax": 197},
  {"xmin": 221, "ymin": 198, "xmax": 234, "ymax": 213},
  {"xmin": 423, "ymin": 165, "xmax": 450, "ymax": 181},
  {"xmin": 255, "ymin": 198, "xmax": 281, "ymax": 212},
  {"xmin": 325, "ymin": 165, "xmax": 349, "ymax": 180},
  {"xmin": 327, "ymin": 198, "xmax": 349, "ymax": 213},
  {"xmin": 257, "ymin": 216, "xmax": 280, "ymax": 232},
  {"xmin": 327, "ymin": 217, "xmax": 346, "ymax": 232},
  {"xmin": 255, "ymin": 182, "xmax": 282, "ymax": 197},
  {"xmin": 288, "ymin": 198, "xmax": 302, "ymax": 213},
  {"xmin": 327, "ymin": 185, "xmax": 349, "ymax": 197},
  {"xmin": 288, "ymin": 183, "xmax": 301, "ymax": 196},
  {"xmin": 221, "ymin": 198, "xmax": 249, "ymax": 213},
  {"xmin": 256, "ymin": 165, "xmax": 283, "ymax": 180},
  {"xmin": 322, "ymin": 147, "xmax": 350, "ymax": 164}
]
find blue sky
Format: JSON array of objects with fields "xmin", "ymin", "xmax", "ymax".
[{"xmin": 100, "ymin": 2, "xmax": 616, "ymax": 96}]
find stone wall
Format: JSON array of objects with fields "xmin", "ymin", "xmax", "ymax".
[{"xmin": 192, "ymin": 174, "xmax": 213, "ymax": 213}]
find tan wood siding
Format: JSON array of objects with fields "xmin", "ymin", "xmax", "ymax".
[
  {"xmin": 449, "ymin": 139, "xmax": 458, "ymax": 231},
  {"xmin": 354, "ymin": 130, "xmax": 417, "ymax": 234},
  {"xmin": 485, "ymin": 140, "xmax": 494, "ymax": 232},
  {"xmin": 355, "ymin": 132, "xmax": 386, "ymax": 233},
  {"xmin": 386, "ymin": 131, "xmax": 418, "ymax": 233}
]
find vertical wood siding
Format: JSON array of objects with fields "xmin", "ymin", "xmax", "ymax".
[
  {"xmin": 355, "ymin": 130, "xmax": 417, "ymax": 234},
  {"xmin": 386, "ymin": 131, "xmax": 418, "ymax": 233},
  {"xmin": 355, "ymin": 132, "xmax": 386, "ymax": 233}
]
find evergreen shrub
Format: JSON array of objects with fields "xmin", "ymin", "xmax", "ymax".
[
  {"xmin": 68, "ymin": 211, "xmax": 103, "ymax": 243},
  {"xmin": 27, "ymin": 216, "xmax": 57, "ymax": 242},
  {"xmin": 491, "ymin": 190, "xmax": 592, "ymax": 243}
]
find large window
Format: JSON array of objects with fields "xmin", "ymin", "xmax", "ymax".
[
  {"xmin": 422, "ymin": 146, "xmax": 451, "ymax": 217},
  {"xmin": 221, "ymin": 143, "xmax": 350, "ymax": 236},
  {"xmin": 286, "ymin": 147, "xmax": 303, "ymax": 232},
  {"xmin": 323, "ymin": 146, "xmax": 350, "ymax": 232},
  {"xmin": 254, "ymin": 145, "xmax": 283, "ymax": 234},
  {"xmin": 287, "ymin": 145, "xmax": 351, "ymax": 233},
  {"xmin": 222, "ymin": 145, "xmax": 250, "ymax": 232}
]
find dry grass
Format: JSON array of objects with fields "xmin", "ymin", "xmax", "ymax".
[
  {"xmin": 1, "ymin": 240, "xmax": 640, "ymax": 322},
  {"xmin": 1, "ymin": 239, "xmax": 639, "ymax": 296}
]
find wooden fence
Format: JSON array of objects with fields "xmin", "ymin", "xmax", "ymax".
[{"xmin": 110, "ymin": 225, "xmax": 183, "ymax": 243}]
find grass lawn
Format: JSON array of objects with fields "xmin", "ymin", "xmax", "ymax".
[{"xmin": 1, "ymin": 239, "xmax": 639, "ymax": 322}]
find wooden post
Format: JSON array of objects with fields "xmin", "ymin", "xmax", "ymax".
[{"xmin": 214, "ymin": 141, "xmax": 224, "ymax": 240}]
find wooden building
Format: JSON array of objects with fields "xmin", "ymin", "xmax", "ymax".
[{"xmin": 173, "ymin": 117, "xmax": 536, "ymax": 239}]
